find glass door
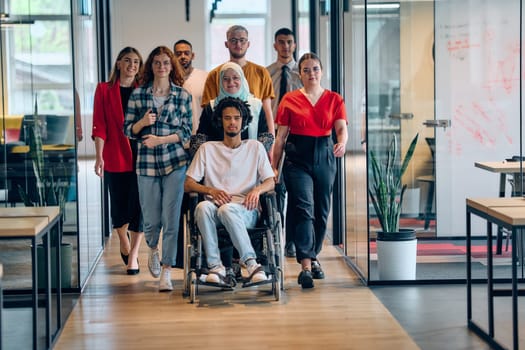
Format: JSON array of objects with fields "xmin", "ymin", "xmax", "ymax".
[
  {"xmin": 434, "ymin": 0, "xmax": 522, "ymax": 277},
  {"xmin": 435, "ymin": 0, "xmax": 522, "ymax": 234},
  {"xmin": 366, "ymin": 1, "xmax": 437, "ymax": 281}
]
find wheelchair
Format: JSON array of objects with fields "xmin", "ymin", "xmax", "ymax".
[{"xmin": 182, "ymin": 191, "xmax": 284, "ymax": 303}]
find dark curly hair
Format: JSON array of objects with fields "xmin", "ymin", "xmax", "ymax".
[{"xmin": 212, "ymin": 97, "xmax": 253, "ymax": 132}]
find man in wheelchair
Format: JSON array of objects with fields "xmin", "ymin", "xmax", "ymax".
[{"xmin": 184, "ymin": 97, "xmax": 275, "ymax": 286}]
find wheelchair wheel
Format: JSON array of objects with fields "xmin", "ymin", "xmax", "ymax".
[
  {"xmin": 273, "ymin": 268, "xmax": 281, "ymax": 301},
  {"xmin": 274, "ymin": 213, "xmax": 285, "ymax": 286},
  {"xmin": 182, "ymin": 214, "xmax": 192, "ymax": 297},
  {"xmin": 189, "ymin": 271, "xmax": 197, "ymax": 304}
]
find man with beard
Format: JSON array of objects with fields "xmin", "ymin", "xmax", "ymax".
[
  {"xmin": 173, "ymin": 39, "xmax": 208, "ymax": 134},
  {"xmin": 201, "ymin": 25, "xmax": 275, "ymax": 142},
  {"xmin": 184, "ymin": 97, "xmax": 275, "ymax": 285}
]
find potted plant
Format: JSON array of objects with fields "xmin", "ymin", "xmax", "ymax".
[
  {"xmin": 17, "ymin": 114, "xmax": 72, "ymax": 288},
  {"xmin": 369, "ymin": 133, "xmax": 419, "ymax": 280}
]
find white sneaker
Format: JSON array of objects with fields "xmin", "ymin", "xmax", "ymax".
[
  {"xmin": 205, "ymin": 265, "xmax": 226, "ymax": 284},
  {"xmin": 148, "ymin": 248, "xmax": 161, "ymax": 278},
  {"xmin": 247, "ymin": 263, "xmax": 267, "ymax": 283},
  {"xmin": 159, "ymin": 267, "xmax": 173, "ymax": 292}
]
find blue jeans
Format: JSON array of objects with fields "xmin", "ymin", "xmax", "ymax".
[
  {"xmin": 138, "ymin": 166, "xmax": 186, "ymax": 267},
  {"xmin": 194, "ymin": 201, "xmax": 258, "ymax": 268}
]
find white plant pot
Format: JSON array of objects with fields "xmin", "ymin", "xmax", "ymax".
[{"xmin": 377, "ymin": 236, "xmax": 417, "ymax": 280}]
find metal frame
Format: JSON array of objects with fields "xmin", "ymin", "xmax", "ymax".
[
  {"xmin": 466, "ymin": 204, "xmax": 524, "ymax": 350},
  {"xmin": 1, "ymin": 214, "xmax": 62, "ymax": 349}
]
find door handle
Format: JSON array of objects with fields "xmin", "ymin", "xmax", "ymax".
[{"xmin": 423, "ymin": 119, "xmax": 451, "ymax": 130}]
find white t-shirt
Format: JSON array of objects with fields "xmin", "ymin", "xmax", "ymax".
[
  {"xmin": 186, "ymin": 139, "xmax": 274, "ymax": 204},
  {"xmin": 183, "ymin": 68, "xmax": 208, "ymax": 134}
]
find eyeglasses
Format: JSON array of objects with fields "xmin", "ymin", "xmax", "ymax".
[{"xmin": 228, "ymin": 38, "xmax": 248, "ymax": 45}]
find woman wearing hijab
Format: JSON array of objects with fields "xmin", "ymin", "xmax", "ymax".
[{"xmin": 189, "ymin": 61, "xmax": 273, "ymax": 156}]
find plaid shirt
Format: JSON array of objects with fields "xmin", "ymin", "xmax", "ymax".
[{"xmin": 124, "ymin": 83, "xmax": 192, "ymax": 177}]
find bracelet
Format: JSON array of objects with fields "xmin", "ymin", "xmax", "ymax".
[{"xmin": 360, "ymin": 139, "xmax": 367, "ymax": 145}]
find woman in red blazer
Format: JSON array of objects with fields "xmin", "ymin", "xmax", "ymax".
[{"xmin": 92, "ymin": 47, "xmax": 144, "ymax": 275}]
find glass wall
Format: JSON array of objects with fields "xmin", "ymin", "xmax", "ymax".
[
  {"xmin": 71, "ymin": 0, "xmax": 103, "ymax": 289},
  {"xmin": 340, "ymin": 0, "xmax": 524, "ymax": 283},
  {"xmin": 0, "ymin": 0, "xmax": 80, "ymax": 288},
  {"xmin": 0, "ymin": 0, "xmax": 101, "ymax": 345},
  {"xmin": 344, "ymin": 0, "xmax": 368, "ymax": 280}
]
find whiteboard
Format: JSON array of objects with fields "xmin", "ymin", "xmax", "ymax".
[{"xmin": 435, "ymin": 0, "xmax": 523, "ymax": 236}]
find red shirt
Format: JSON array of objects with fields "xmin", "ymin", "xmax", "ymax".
[
  {"xmin": 275, "ymin": 89, "xmax": 347, "ymax": 137},
  {"xmin": 91, "ymin": 80, "xmax": 136, "ymax": 172}
]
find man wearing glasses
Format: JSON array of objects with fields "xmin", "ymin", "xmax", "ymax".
[{"xmin": 201, "ymin": 25, "xmax": 276, "ymax": 141}]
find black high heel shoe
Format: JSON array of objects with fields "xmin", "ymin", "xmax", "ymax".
[
  {"xmin": 120, "ymin": 252, "xmax": 129, "ymax": 265},
  {"xmin": 127, "ymin": 258, "xmax": 140, "ymax": 275},
  {"xmin": 120, "ymin": 232, "xmax": 131, "ymax": 265}
]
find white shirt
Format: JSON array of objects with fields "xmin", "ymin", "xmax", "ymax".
[
  {"xmin": 183, "ymin": 68, "xmax": 208, "ymax": 134},
  {"xmin": 186, "ymin": 139, "xmax": 274, "ymax": 204}
]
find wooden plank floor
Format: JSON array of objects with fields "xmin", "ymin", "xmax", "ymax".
[{"xmin": 55, "ymin": 233, "xmax": 419, "ymax": 349}]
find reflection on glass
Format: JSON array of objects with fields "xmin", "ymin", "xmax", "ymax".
[{"xmin": 0, "ymin": 3, "xmax": 79, "ymax": 290}]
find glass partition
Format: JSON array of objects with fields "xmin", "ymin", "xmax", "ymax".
[
  {"xmin": 0, "ymin": 0, "xmax": 103, "ymax": 291},
  {"xmin": 0, "ymin": 0, "xmax": 79, "ymax": 289},
  {"xmin": 351, "ymin": 0, "xmax": 524, "ymax": 283},
  {"xmin": 71, "ymin": 0, "xmax": 103, "ymax": 289},
  {"xmin": 344, "ymin": 0, "xmax": 367, "ymax": 280}
]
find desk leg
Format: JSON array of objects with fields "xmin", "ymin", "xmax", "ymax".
[
  {"xmin": 31, "ymin": 238, "xmax": 37, "ymax": 350},
  {"xmin": 487, "ymin": 222, "xmax": 494, "ymax": 337},
  {"xmin": 496, "ymin": 174, "xmax": 506, "ymax": 255},
  {"xmin": 44, "ymin": 231, "xmax": 51, "ymax": 349},
  {"xmin": 512, "ymin": 229, "xmax": 519, "ymax": 350},
  {"xmin": 55, "ymin": 220, "xmax": 62, "ymax": 340},
  {"xmin": 467, "ymin": 210, "xmax": 472, "ymax": 321}
]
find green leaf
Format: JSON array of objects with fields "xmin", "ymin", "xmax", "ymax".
[{"xmin": 368, "ymin": 133, "xmax": 419, "ymax": 233}]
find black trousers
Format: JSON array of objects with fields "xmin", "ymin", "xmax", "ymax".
[{"xmin": 283, "ymin": 134, "xmax": 336, "ymax": 263}]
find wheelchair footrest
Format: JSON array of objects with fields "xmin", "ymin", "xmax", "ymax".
[
  {"xmin": 241, "ymin": 278, "xmax": 273, "ymax": 288},
  {"xmin": 197, "ymin": 280, "xmax": 235, "ymax": 290}
]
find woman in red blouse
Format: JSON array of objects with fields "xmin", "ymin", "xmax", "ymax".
[
  {"xmin": 272, "ymin": 52, "xmax": 348, "ymax": 289},
  {"xmin": 92, "ymin": 47, "xmax": 144, "ymax": 275}
]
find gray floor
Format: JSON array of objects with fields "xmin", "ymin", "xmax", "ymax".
[{"xmin": 372, "ymin": 284, "xmax": 524, "ymax": 349}]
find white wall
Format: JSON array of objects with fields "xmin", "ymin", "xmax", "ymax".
[{"xmin": 110, "ymin": 0, "xmax": 292, "ymax": 70}]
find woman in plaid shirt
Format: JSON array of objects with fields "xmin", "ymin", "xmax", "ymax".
[{"xmin": 124, "ymin": 46, "xmax": 192, "ymax": 292}]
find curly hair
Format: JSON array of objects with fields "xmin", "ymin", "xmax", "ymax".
[
  {"xmin": 141, "ymin": 46, "xmax": 184, "ymax": 87},
  {"xmin": 212, "ymin": 97, "xmax": 253, "ymax": 132}
]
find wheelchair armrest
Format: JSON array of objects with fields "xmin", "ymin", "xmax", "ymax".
[
  {"xmin": 259, "ymin": 191, "xmax": 278, "ymax": 228},
  {"xmin": 186, "ymin": 192, "xmax": 200, "ymax": 229}
]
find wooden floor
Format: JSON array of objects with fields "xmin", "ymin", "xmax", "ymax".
[{"xmin": 54, "ymin": 233, "xmax": 419, "ymax": 349}]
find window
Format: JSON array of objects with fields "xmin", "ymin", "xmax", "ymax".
[
  {"xmin": 2, "ymin": 0, "xmax": 73, "ymax": 115},
  {"xmin": 207, "ymin": 0, "xmax": 269, "ymax": 70}
]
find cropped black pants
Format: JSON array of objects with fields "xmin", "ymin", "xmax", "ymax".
[{"xmin": 283, "ymin": 134, "xmax": 336, "ymax": 263}]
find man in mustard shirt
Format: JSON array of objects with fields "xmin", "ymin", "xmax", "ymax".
[{"xmin": 201, "ymin": 25, "xmax": 275, "ymax": 140}]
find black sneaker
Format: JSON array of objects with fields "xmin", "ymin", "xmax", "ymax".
[
  {"xmin": 298, "ymin": 269, "xmax": 314, "ymax": 289},
  {"xmin": 285, "ymin": 242, "xmax": 296, "ymax": 257},
  {"xmin": 311, "ymin": 260, "xmax": 325, "ymax": 279}
]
